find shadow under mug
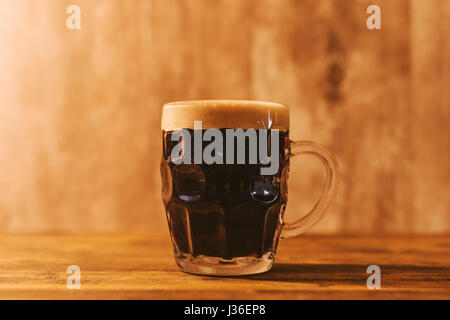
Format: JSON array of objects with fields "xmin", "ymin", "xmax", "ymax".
[{"xmin": 160, "ymin": 100, "xmax": 339, "ymax": 276}]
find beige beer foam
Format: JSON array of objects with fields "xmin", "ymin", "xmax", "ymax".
[{"xmin": 161, "ymin": 100, "xmax": 290, "ymax": 131}]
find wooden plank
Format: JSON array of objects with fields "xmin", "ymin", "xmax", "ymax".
[
  {"xmin": 0, "ymin": 1, "xmax": 448, "ymax": 234},
  {"xmin": 410, "ymin": 0, "xmax": 450, "ymax": 233},
  {"xmin": 0, "ymin": 233, "xmax": 449, "ymax": 299}
]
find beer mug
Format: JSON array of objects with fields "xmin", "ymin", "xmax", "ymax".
[{"xmin": 160, "ymin": 100, "xmax": 338, "ymax": 275}]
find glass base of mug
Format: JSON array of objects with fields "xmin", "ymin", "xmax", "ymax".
[{"xmin": 174, "ymin": 251, "xmax": 275, "ymax": 276}]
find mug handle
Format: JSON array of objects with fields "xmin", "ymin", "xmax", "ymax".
[{"xmin": 280, "ymin": 140, "xmax": 339, "ymax": 238}]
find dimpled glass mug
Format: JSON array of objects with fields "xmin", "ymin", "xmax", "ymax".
[{"xmin": 160, "ymin": 100, "xmax": 338, "ymax": 275}]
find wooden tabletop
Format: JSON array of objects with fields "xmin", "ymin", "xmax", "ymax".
[{"xmin": 0, "ymin": 233, "xmax": 449, "ymax": 299}]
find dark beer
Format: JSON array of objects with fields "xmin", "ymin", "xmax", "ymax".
[{"xmin": 160, "ymin": 129, "xmax": 289, "ymax": 260}]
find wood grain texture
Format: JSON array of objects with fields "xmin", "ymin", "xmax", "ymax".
[
  {"xmin": 0, "ymin": 0, "xmax": 449, "ymax": 233},
  {"xmin": 0, "ymin": 233, "xmax": 449, "ymax": 299}
]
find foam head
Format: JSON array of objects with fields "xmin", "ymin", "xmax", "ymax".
[{"xmin": 161, "ymin": 100, "xmax": 289, "ymax": 131}]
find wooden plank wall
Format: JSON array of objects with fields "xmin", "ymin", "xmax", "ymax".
[{"xmin": 0, "ymin": 0, "xmax": 448, "ymax": 233}]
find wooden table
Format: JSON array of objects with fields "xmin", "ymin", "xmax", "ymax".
[{"xmin": 0, "ymin": 233, "xmax": 449, "ymax": 299}]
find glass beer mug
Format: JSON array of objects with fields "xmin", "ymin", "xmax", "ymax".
[{"xmin": 160, "ymin": 100, "xmax": 338, "ymax": 275}]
